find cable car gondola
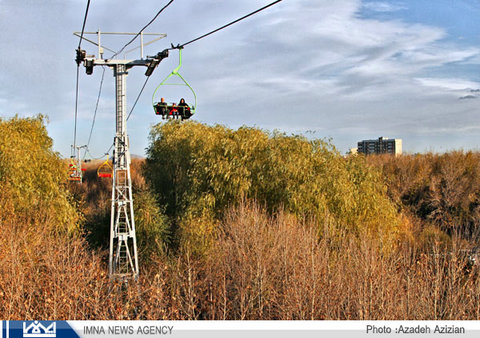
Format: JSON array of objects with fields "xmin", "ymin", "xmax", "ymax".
[{"xmin": 152, "ymin": 48, "xmax": 196, "ymax": 120}]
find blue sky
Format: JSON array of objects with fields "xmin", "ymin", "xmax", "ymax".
[{"xmin": 0, "ymin": 0, "xmax": 479, "ymax": 157}]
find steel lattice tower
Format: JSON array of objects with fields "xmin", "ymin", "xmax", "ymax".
[
  {"xmin": 75, "ymin": 31, "xmax": 168, "ymax": 280},
  {"xmin": 109, "ymin": 62, "xmax": 138, "ymax": 279}
]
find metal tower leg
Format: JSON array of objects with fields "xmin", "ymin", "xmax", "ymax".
[{"xmin": 109, "ymin": 64, "xmax": 139, "ymax": 280}]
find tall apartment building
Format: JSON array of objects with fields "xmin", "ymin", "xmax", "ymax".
[{"xmin": 357, "ymin": 137, "xmax": 402, "ymax": 156}]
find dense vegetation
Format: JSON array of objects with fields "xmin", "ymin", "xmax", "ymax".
[
  {"xmin": 0, "ymin": 116, "xmax": 79, "ymax": 233},
  {"xmin": 144, "ymin": 121, "xmax": 401, "ymax": 254},
  {"xmin": 1, "ymin": 117, "xmax": 480, "ymax": 320},
  {"xmin": 368, "ymin": 153, "xmax": 480, "ymax": 242}
]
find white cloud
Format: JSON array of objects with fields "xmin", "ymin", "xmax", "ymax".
[
  {"xmin": 416, "ymin": 78, "xmax": 480, "ymax": 91},
  {"xmin": 205, "ymin": 0, "xmax": 480, "ymax": 152},
  {"xmin": 233, "ymin": 1, "xmax": 477, "ymax": 103},
  {"xmin": 362, "ymin": 1, "xmax": 406, "ymax": 13}
]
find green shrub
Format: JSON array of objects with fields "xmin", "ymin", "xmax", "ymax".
[
  {"xmin": 134, "ymin": 189, "xmax": 171, "ymax": 261},
  {"xmin": 145, "ymin": 121, "xmax": 401, "ymax": 253}
]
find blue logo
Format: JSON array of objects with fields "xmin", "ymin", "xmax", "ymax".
[
  {"xmin": 3, "ymin": 321, "xmax": 78, "ymax": 338},
  {"xmin": 23, "ymin": 321, "xmax": 56, "ymax": 338}
]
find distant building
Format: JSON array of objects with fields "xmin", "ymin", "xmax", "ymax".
[{"xmin": 357, "ymin": 137, "xmax": 402, "ymax": 156}]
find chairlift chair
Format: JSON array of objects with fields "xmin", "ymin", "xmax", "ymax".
[
  {"xmin": 152, "ymin": 48, "xmax": 196, "ymax": 120},
  {"xmin": 97, "ymin": 155, "xmax": 113, "ymax": 178},
  {"xmin": 67, "ymin": 159, "xmax": 82, "ymax": 182}
]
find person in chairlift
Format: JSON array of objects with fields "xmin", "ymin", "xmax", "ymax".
[{"xmin": 178, "ymin": 98, "xmax": 192, "ymax": 120}]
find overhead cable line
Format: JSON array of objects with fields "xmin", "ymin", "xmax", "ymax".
[
  {"xmin": 73, "ymin": 0, "xmax": 92, "ymax": 155},
  {"xmin": 177, "ymin": 0, "xmax": 282, "ymax": 48},
  {"xmin": 86, "ymin": 66, "xmax": 106, "ymax": 149},
  {"xmin": 122, "ymin": 1, "xmax": 283, "ymax": 144},
  {"xmin": 127, "ymin": 76, "xmax": 151, "ymax": 121},
  {"xmin": 85, "ymin": 144, "xmax": 114, "ymax": 161},
  {"xmin": 111, "ymin": 0, "xmax": 175, "ymax": 58},
  {"xmin": 77, "ymin": 0, "xmax": 91, "ymax": 49},
  {"xmin": 73, "ymin": 67, "xmax": 80, "ymax": 156}
]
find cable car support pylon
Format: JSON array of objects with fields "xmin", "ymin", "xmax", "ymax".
[{"xmin": 74, "ymin": 31, "xmax": 169, "ymax": 281}]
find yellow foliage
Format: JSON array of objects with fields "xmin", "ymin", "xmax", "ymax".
[
  {"xmin": 145, "ymin": 121, "xmax": 401, "ymax": 253},
  {"xmin": 0, "ymin": 116, "xmax": 79, "ymax": 233}
]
